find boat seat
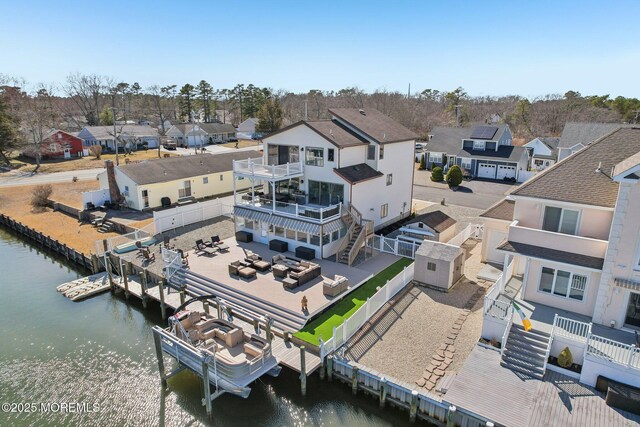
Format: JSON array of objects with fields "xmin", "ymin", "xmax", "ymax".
[
  {"xmin": 199, "ymin": 329, "xmax": 218, "ymax": 341},
  {"xmin": 243, "ymin": 343, "xmax": 263, "ymax": 359},
  {"xmin": 226, "ymin": 328, "xmax": 245, "ymax": 347},
  {"xmin": 204, "ymin": 338, "xmax": 224, "ymax": 353},
  {"xmin": 195, "ymin": 318, "xmax": 217, "ymax": 332}
]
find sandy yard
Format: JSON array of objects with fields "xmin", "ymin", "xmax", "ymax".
[{"xmin": 0, "ymin": 181, "xmax": 119, "ymax": 254}]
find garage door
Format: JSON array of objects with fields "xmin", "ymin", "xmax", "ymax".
[
  {"xmin": 477, "ymin": 163, "xmax": 497, "ymax": 179},
  {"xmin": 497, "ymin": 165, "xmax": 516, "ymax": 180}
]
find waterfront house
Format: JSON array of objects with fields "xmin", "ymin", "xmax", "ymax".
[
  {"xmin": 523, "ymin": 137, "xmax": 560, "ymax": 171},
  {"xmin": 481, "ymin": 127, "xmax": 640, "ymax": 387},
  {"xmin": 556, "ymin": 122, "xmax": 633, "ymax": 161},
  {"xmin": 424, "ymin": 124, "xmax": 529, "ymax": 181},
  {"xmin": 97, "ymin": 151, "xmax": 259, "ymax": 210},
  {"xmin": 166, "ymin": 123, "xmax": 238, "ymax": 147},
  {"xmin": 22, "ymin": 129, "xmax": 85, "ymax": 159},
  {"xmin": 231, "ymin": 108, "xmax": 417, "ymax": 262},
  {"xmin": 78, "ymin": 124, "xmax": 160, "ymax": 151}
]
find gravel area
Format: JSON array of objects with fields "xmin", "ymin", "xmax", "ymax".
[{"xmin": 346, "ymin": 278, "xmax": 485, "ymax": 384}]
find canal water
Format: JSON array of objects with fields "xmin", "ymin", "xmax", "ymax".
[{"xmin": 0, "ymin": 229, "xmax": 414, "ymax": 427}]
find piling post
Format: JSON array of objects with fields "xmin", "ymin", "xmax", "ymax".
[
  {"xmin": 119, "ymin": 258, "xmax": 129, "ymax": 299},
  {"xmin": 201, "ymin": 358, "xmax": 212, "ymax": 416},
  {"xmin": 153, "ymin": 330, "xmax": 167, "ymax": 389},
  {"xmin": 179, "ymin": 289, "xmax": 186, "ymax": 306},
  {"xmin": 90, "ymin": 254, "xmax": 99, "ymax": 273},
  {"xmin": 299, "ymin": 346, "xmax": 307, "ymax": 397},
  {"xmin": 351, "ymin": 366, "xmax": 359, "ymax": 395},
  {"xmin": 141, "ymin": 269, "xmax": 149, "ymax": 308},
  {"xmin": 446, "ymin": 405, "xmax": 456, "ymax": 427},
  {"xmin": 327, "ymin": 356, "xmax": 333, "ymax": 382},
  {"xmin": 409, "ymin": 390, "xmax": 419, "ymax": 422},
  {"xmin": 203, "ymin": 301, "xmax": 210, "ymax": 315},
  {"xmin": 265, "ymin": 318, "xmax": 273, "ymax": 343},
  {"xmin": 216, "ymin": 298, "xmax": 223, "ymax": 318},
  {"xmin": 379, "ymin": 377, "xmax": 388, "ymax": 408},
  {"xmin": 319, "ymin": 357, "xmax": 325, "ymax": 380},
  {"xmin": 158, "ymin": 279, "xmax": 167, "ymax": 320},
  {"xmin": 104, "ymin": 253, "xmax": 114, "ymax": 292}
]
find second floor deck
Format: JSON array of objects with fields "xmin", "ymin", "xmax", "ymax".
[{"xmin": 233, "ymin": 157, "xmax": 304, "ymax": 181}]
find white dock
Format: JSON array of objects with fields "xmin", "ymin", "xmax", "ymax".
[{"xmin": 56, "ymin": 272, "xmax": 118, "ymax": 301}]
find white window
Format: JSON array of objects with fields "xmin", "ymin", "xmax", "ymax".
[
  {"xmin": 461, "ymin": 158, "xmax": 471, "ymax": 169},
  {"xmin": 538, "ymin": 266, "xmax": 586, "ymax": 301},
  {"xmin": 542, "ymin": 206, "xmax": 579, "ymax": 235},
  {"xmin": 203, "ymin": 177, "xmax": 208, "ymax": 184},
  {"xmin": 380, "ymin": 203, "xmax": 388, "ymax": 218},
  {"xmin": 429, "ymin": 152, "xmax": 442, "ymax": 163},
  {"xmin": 427, "ymin": 262, "xmax": 436, "ymax": 271},
  {"xmin": 305, "ymin": 147, "xmax": 324, "ymax": 166},
  {"xmin": 386, "ymin": 174, "xmax": 393, "ymax": 186},
  {"xmin": 379, "ymin": 145, "xmax": 384, "ymax": 160},
  {"xmin": 328, "ymin": 148, "xmax": 335, "ymax": 162},
  {"xmin": 473, "ymin": 140, "xmax": 485, "ymax": 150}
]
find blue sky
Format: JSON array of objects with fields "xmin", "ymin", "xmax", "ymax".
[{"xmin": 2, "ymin": 0, "xmax": 639, "ymax": 97}]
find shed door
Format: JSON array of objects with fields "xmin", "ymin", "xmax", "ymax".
[{"xmin": 477, "ymin": 163, "xmax": 496, "ymax": 179}]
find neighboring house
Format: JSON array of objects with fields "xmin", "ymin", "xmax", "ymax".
[
  {"xmin": 524, "ymin": 137, "xmax": 560, "ymax": 171},
  {"xmin": 22, "ymin": 129, "xmax": 85, "ymax": 159},
  {"xmin": 425, "ymin": 124, "xmax": 529, "ymax": 181},
  {"xmin": 237, "ymin": 118, "xmax": 259, "ymax": 135},
  {"xmin": 398, "ymin": 210, "xmax": 457, "ymax": 243},
  {"xmin": 166, "ymin": 123, "xmax": 237, "ymax": 147},
  {"xmin": 97, "ymin": 151, "xmax": 259, "ymax": 210},
  {"xmin": 479, "ymin": 198, "xmax": 515, "ymax": 264},
  {"xmin": 556, "ymin": 122, "xmax": 633, "ymax": 161},
  {"xmin": 232, "ymin": 108, "xmax": 417, "ymax": 261},
  {"xmin": 78, "ymin": 125, "xmax": 159, "ymax": 150},
  {"xmin": 482, "ymin": 127, "xmax": 640, "ymax": 327}
]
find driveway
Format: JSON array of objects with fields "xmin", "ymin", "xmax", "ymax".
[{"xmin": 413, "ymin": 169, "xmax": 517, "ymax": 210}]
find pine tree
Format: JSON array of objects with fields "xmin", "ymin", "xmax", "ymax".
[
  {"xmin": 196, "ymin": 80, "xmax": 214, "ymax": 122},
  {"xmin": 419, "ymin": 153, "xmax": 426, "ymax": 170},
  {"xmin": 0, "ymin": 97, "xmax": 20, "ymax": 164},
  {"xmin": 179, "ymin": 84, "xmax": 195, "ymax": 122},
  {"xmin": 256, "ymin": 97, "xmax": 283, "ymax": 133}
]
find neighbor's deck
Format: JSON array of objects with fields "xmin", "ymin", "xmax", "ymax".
[{"xmin": 444, "ymin": 346, "xmax": 640, "ymax": 427}]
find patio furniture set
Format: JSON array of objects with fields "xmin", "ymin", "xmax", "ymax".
[
  {"xmin": 271, "ymin": 254, "xmax": 322, "ymax": 289},
  {"xmin": 228, "ymin": 250, "xmax": 270, "ymax": 280},
  {"xmin": 193, "ymin": 236, "xmax": 230, "ymax": 257},
  {"xmin": 135, "ymin": 240, "xmax": 155, "ymax": 264}
]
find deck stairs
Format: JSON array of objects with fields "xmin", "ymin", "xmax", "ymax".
[
  {"xmin": 97, "ymin": 219, "xmax": 115, "ymax": 233},
  {"xmin": 337, "ymin": 205, "xmax": 373, "ymax": 266},
  {"xmin": 169, "ymin": 268, "xmax": 307, "ymax": 332},
  {"xmin": 500, "ymin": 323, "xmax": 550, "ymax": 379}
]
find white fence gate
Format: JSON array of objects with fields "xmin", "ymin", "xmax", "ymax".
[{"xmin": 369, "ymin": 235, "xmax": 421, "ymax": 259}]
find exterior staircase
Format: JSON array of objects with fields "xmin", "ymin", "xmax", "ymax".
[
  {"xmin": 338, "ymin": 223, "xmax": 363, "ymax": 264},
  {"xmin": 169, "ymin": 268, "xmax": 307, "ymax": 332},
  {"xmin": 500, "ymin": 323, "xmax": 550, "ymax": 379},
  {"xmin": 97, "ymin": 219, "xmax": 115, "ymax": 233},
  {"xmin": 336, "ymin": 204, "xmax": 373, "ymax": 266}
]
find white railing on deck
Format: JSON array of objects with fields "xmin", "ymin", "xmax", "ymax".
[
  {"xmin": 162, "ymin": 247, "xmax": 183, "ymax": 280},
  {"xmin": 369, "ymin": 235, "xmax": 421, "ymax": 259},
  {"xmin": 554, "ymin": 315, "xmax": 591, "ymax": 342},
  {"xmin": 153, "ymin": 199, "xmax": 233, "ymax": 233},
  {"xmin": 320, "ymin": 264, "xmax": 414, "ymax": 359},
  {"xmin": 542, "ymin": 314, "xmax": 557, "ymax": 372},
  {"xmin": 482, "ymin": 259, "xmax": 515, "ymax": 320},
  {"xmin": 236, "ymin": 198, "xmax": 341, "ymax": 223},
  {"xmin": 500, "ymin": 305, "xmax": 514, "ymax": 356},
  {"xmin": 233, "ymin": 158, "xmax": 304, "ymax": 179},
  {"xmin": 586, "ymin": 334, "xmax": 640, "ymax": 370}
]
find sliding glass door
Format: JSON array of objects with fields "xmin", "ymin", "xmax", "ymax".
[{"xmin": 308, "ymin": 180, "xmax": 344, "ymax": 206}]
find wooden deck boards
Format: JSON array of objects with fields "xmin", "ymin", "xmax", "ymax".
[{"xmin": 444, "ymin": 345, "xmax": 640, "ymax": 427}]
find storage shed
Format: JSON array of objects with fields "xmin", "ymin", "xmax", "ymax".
[{"xmin": 414, "ymin": 240, "xmax": 465, "ymax": 291}]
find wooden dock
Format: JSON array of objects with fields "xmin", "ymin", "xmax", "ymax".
[
  {"xmin": 112, "ymin": 277, "xmax": 321, "ymax": 374},
  {"xmin": 56, "ymin": 272, "xmax": 114, "ymax": 301},
  {"xmin": 443, "ymin": 345, "xmax": 640, "ymax": 427}
]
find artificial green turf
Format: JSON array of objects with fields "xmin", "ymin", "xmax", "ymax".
[{"xmin": 293, "ymin": 257, "xmax": 414, "ymax": 346}]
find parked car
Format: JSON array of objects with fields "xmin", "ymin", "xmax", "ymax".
[{"xmin": 163, "ymin": 141, "xmax": 177, "ymax": 150}]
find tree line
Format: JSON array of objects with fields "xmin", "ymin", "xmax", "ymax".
[{"xmin": 1, "ymin": 72, "xmax": 639, "ymax": 166}]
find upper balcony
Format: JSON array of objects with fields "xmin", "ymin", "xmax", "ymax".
[
  {"xmin": 235, "ymin": 194, "xmax": 342, "ymax": 224},
  {"xmin": 233, "ymin": 157, "xmax": 304, "ymax": 181},
  {"xmin": 507, "ymin": 220, "xmax": 609, "ymax": 260}
]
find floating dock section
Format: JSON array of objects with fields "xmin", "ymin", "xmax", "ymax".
[{"xmin": 56, "ymin": 272, "xmax": 117, "ymax": 301}]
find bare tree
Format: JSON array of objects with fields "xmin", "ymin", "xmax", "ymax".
[
  {"xmin": 63, "ymin": 73, "xmax": 113, "ymax": 126},
  {"xmin": 21, "ymin": 84, "xmax": 59, "ymax": 172}
]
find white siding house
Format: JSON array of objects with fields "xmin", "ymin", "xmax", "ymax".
[{"xmin": 78, "ymin": 125, "xmax": 159, "ymax": 150}]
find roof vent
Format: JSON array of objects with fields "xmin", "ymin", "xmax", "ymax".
[
  {"xmin": 595, "ymin": 161, "xmax": 602, "ymax": 173},
  {"xmin": 359, "ymin": 109, "xmax": 366, "ymax": 116},
  {"xmin": 164, "ymin": 170, "xmax": 167, "ymax": 175}
]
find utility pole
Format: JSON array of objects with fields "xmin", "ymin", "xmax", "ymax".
[
  {"xmin": 407, "ymin": 83, "xmax": 411, "ymax": 99},
  {"xmin": 454, "ymin": 104, "xmax": 462, "ymax": 127},
  {"xmin": 632, "ymin": 110, "xmax": 640, "ymax": 124},
  {"xmin": 304, "ymin": 100, "xmax": 308, "ymax": 121},
  {"xmin": 111, "ymin": 94, "xmax": 119, "ymax": 166}
]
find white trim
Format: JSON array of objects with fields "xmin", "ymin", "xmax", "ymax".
[
  {"xmin": 497, "ymin": 248, "xmax": 604, "ymax": 273},
  {"xmin": 536, "ymin": 264, "xmax": 588, "ymax": 303},
  {"xmin": 511, "ymin": 195, "xmax": 615, "ymax": 212}
]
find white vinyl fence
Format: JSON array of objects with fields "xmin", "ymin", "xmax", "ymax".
[
  {"xmin": 153, "ymin": 199, "xmax": 233, "ymax": 233},
  {"xmin": 320, "ymin": 263, "xmax": 415, "ymax": 359},
  {"xmin": 369, "ymin": 235, "xmax": 421, "ymax": 259},
  {"xmin": 82, "ymin": 189, "xmax": 111, "ymax": 209},
  {"xmin": 448, "ymin": 224, "xmax": 483, "ymax": 247}
]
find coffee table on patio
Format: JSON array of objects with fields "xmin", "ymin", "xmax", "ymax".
[
  {"xmin": 272, "ymin": 264, "xmax": 290, "ymax": 278},
  {"xmin": 282, "ymin": 277, "xmax": 298, "ymax": 289}
]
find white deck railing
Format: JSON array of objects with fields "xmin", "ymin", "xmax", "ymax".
[
  {"xmin": 233, "ymin": 158, "xmax": 304, "ymax": 179},
  {"xmin": 162, "ymin": 247, "xmax": 183, "ymax": 280},
  {"xmin": 586, "ymin": 334, "xmax": 640, "ymax": 370},
  {"xmin": 236, "ymin": 198, "xmax": 341, "ymax": 223},
  {"xmin": 553, "ymin": 315, "xmax": 591, "ymax": 342},
  {"xmin": 320, "ymin": 264, "xmax": 415, "ymax": 359},
  {"xmin": 500, "ymin": 305, "xmax": 514, "ymax": 356}
]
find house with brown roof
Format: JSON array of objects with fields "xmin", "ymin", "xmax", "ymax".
[
  {"xmin": 97, "ymin": 151, "xmax": 260, "ymax": 210},
  {"xmin": 480, "ymin": 127, "xmax": 640, "ymax": 388},
  {"xmin": 231, "ymin": 108, "xmax": 417, "ymax": 263}
]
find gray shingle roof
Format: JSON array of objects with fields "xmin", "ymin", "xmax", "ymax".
[
  {"xmin": 498, "ymin": 241, "xmax": 604, "ymax": 270},
  {"xmin": 117, "ymin": 150, "xmax": 261, "ymax": 185},
  {"xmin": 480, "ymin": 199, "xmax": 515, "ymax": 221},
  {"xmin": 512, "ymin": 127, "xmax": 640, "ymax": 207},
  {"xmin": 81, "ymin": 125, "xmax": 158, "ymax": 140},
  {"xmin": 558, "ymin": 122, "xmax": 633, "ymax": 149},
  {"xmin": 329, "ymin": 108, "xmax": 418, "ymax": 144},
  {"xmin": 427, "ymin": 124, "xmax": 510, "ymax": 156},
  {"xmin": 457, "ymin": 145, "xmax": 526, "ymax": 162},
  {"xmin": 407, "ymin": 210, "xmax": 456, "ymax": 232},
  {"xmin": 416, "ymin": 239, "xmax": 461, "ymax": 261},
  {"xmin": 333, "ymin": 163, "xmax": 383, "ymax": 184},
  {"xmin": 305, "ymin": 120, "xmax": 369, "ymax": 148}
]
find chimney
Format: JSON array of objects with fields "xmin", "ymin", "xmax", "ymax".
[{"xmin": 105, "ymin": 160, "xmax": 121, "ymax": 203}]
